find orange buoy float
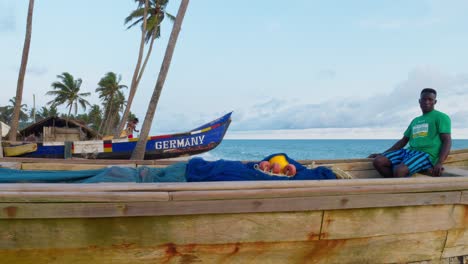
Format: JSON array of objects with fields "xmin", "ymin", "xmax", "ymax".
[
  {"xmin": 271, "ymin": 162, "xmax": 282, "ymax": 174},
  {"xmin": 283, "ymin": 164, "xmax": 297, "ymax": 176},
  {"xmin": 258, "ymin": 161, "xmax": 271, "ymax": 172}
]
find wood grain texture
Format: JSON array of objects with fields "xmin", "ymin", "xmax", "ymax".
[
  {"xmin": 321, "ymin": 204, "xmax": 465, "ymax": 240},
  {"xmin": 0, "ymin": 192, "xmax": 460, "ymax": 219},
  {"xmin": 0, "ymin": 230, "xmax": 447, "ymax": 264}
]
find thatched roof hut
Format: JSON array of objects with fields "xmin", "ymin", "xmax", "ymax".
[{"xmin": 20, "ymin": 117, "xmax": 101, "ymax": 141}]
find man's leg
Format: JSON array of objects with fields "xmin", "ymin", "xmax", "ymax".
[
  {"xmin": 393, "ymin": 164, "xmax": 410, "ymax": 177},
  {"xmin": 402, "ymin": 151, "xmax": 432, "ymax": 176},
  {"xmin": 373, "ymin": 155, "xmax": 394, "ymax": 178}
]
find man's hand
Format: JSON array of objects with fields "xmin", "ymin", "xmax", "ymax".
[
  {"xmin": 368, "ymin": 153, "xmax": 380, "ymax": 158},
  {"xmin": 432, "ymin": 163, "xmax": 445, "ymax": 177}
]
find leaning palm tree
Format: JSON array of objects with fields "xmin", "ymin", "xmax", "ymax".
[
  {"xmin": 114, "ymin": 0, "xmax": 175, "ymax": 137},
  {"xmin": 100, "ymin": 90, "xmax": 127, "ymax": 135},
  {"xmin": 131, "ymin": 0, "xmax": 189, "ymax": 160},
  {"xmin": 96, "ymin": 72, "xmax": 127, "ymax": 135},
  {"xmin": 46, "ymin": 72, "xmax": 91, "ymax": 126},
  {"xmin": 9, "ymin": 0, "xmax": 35, "ymax": 141},
  {"xmin": 87, "ymin": 104, "xmax": 103, "ymax": 132},
  {"xmin": 108, "ymin": 91, "xmax": 127, "ymax": 134}
]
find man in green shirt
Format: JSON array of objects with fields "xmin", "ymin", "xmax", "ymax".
[{"xmin": 369, "ymin": 88, "xmax": 452, "ymax": 177}]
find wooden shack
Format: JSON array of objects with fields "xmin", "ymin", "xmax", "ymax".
[{"xmin": 19, "ymin": 117, "xmax": 101, "ymax": 142}]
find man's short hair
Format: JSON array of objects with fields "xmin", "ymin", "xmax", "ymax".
[
  {"xmin": 133, "ymin": 118, "xmax": 139, "ymax": 123},
  {"xmin": 421, "ymin": 88, "xmax": 437, "ymax": 96}
]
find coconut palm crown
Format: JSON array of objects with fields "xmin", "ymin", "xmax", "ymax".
[
  {"xmin": 125, "ymin": 0, "xmax": 175, "ymax": 43},
  {"xmin": 46, "ymin": 72, "xmax": 91, "ymax": 119}
]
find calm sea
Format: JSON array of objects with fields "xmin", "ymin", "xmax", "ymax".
[{"xmin": 198, "ymin": 139, "xmax": 468, "ymax": 161}]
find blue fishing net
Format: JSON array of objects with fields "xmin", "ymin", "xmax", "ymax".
[
  {"xmin": 0, "ymin": 153, "xmax": 336, "ymax": 183},
  {"xmin": 0, "ymin": 162, "xmax": 187, "ymax": 183}
]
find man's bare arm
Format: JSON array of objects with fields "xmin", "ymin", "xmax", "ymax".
[{"xmin": 432, "ymin": 133, "xmax": 452, "ymax": 176}]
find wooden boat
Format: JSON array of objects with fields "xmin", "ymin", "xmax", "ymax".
[
  {"xmin": 1, "ymin": 112, "xmax": 232, "ymax": 160},
  {"xmin": 2, "ymin": 142, "xmax": 37, "ymax": 157},
  {"xmin": 1, "ymin": 149, "xmax": 468, "ymax": 263}
]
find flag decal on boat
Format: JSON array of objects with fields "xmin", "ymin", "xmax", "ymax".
[{"xmin": 103, "ymin": 140, "xmax": 112, "ymax": 153}]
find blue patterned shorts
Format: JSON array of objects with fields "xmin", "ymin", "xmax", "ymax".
[{"xmin": 382, "ymin": 149, "xmax": 433, "ymax": 176}]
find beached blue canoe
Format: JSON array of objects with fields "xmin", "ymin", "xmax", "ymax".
[{"xmin": 3, "ymin": 112, "xmax": 232, "ymax": 160}]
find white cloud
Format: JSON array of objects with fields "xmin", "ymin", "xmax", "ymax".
[{"xmin": 228, "ymin": 66, "xmax": 468, "ymax": 132}]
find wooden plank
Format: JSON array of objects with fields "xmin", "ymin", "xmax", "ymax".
[
  {"xmin": 21, "ymin": 163, "xmax": 136, "ymax": 170},
  {"xmin": 318, "ymin": 162, "xmax": 374, "ymax": 171},
  {"xmin": 321, "ymin": 204, "xmax": 465, "ymax": 240},
  {"xmin": 0, "ymin": 192, "xmax": 460, "ymax": 219},
  {"xmin": 0, "ymin": 230, "xmax": 447, "ymax": 264},
  {"xmin": 0, "ymin": 191, "xmax": 169, "ymax": 202},
  {"xmin": 0, "ymin": 162, "xmax": 21, "ymax": 169},
  {"xmin": 346, "ymin": 169, "xmax": 381, "ymax": 178},
  {"xmin": 446, "ymin": 152, "xmax": 468, "ymax": 162},
  {"xmin": 170, "ymin": 186, "xmax": 464, "ymax": 200},
  {"xmin": 442, "ymin": 228, "xmax": 468, "ymax": 258},
  {"xmin": 0, "ymin": 211, "xmax": 323, "ymax": 249},
  {"xmin": 444, "ymin": 168, "xmax": 468, "ymax": 177},
  {"xmin": 460, "ymin": 192, "xmax": 468, "ymax": 205},
  {"xmin": 0, "ymin": 183, "xmax": 466, "ymax": 201},
  {"xmin": 2, "ymin": 176, "xmax": 468, "ymax": 193}
]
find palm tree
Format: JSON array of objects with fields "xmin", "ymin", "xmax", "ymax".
[
  {"xmin": 115, "ymin": 0, "xmax": 175, "ymax": 137},
  {"xmin": 46, "ymin": 72, "xmax": 91, "ymax": 126},
  {"xmin": 108, "ymin": 91, "xmax": 127, "ymax": 134},
  {"xmin": 87, "ymin": 104, "xmax": 103, "ymax": 132},
  {"xmin": 5, "ymin": 97, "xmax": 29, "ymax": 124},
  {"xmin": 96, "ymin": 72, "xmax": 127, "ymax": 135},
  {"xmin": 131, "ymin": 0, "xmax": 189, "ymax": 160},
  {"xmin": 36, "ymin": 105, "xmax": 58, "ymax": 121},
  {"xmin": 9, "ymin": 0, "xmax": 35, "ymax": 141}
]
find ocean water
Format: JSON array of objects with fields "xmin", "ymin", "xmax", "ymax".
[{"xmin": 198, "ymin": 139, "xmax": 468, "ymax": 161}]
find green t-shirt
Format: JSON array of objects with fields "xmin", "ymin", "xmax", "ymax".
[{"xmin": 403, "ymin": 110, "xmax": 451, "ymax": 165}]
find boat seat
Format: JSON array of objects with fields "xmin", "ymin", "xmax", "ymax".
[{"xmin": 442, "ymin": 167, "xmax": 468, "ymax": 177}]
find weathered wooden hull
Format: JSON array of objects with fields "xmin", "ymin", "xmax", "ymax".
[{"xmin": 1, "ymin": 149, "xmax": 468, "ymax": 263}]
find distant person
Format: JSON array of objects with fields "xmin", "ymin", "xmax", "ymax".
[
  {"xmin": 368, "ymin": 88, "xmax": 451, "ymax": 177},
  {"xmin": 120, "ymin": 118, "xmax": 139, "ymax": 138}
]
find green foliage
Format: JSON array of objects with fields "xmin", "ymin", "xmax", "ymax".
[
  {"xmin": 36, "ymin": 105, "xmax": 58, "ymax": 121},
  {"xmin": 96, "ymin": 72, "xmax": 128, "ymax": 134},
  {"xmin": 0, "ymin": 97, "xmax": 29, "ymax": 124},
  {"xmin": 125, "ymin": 0, "xmax": 175, "ymax": 43},
  {"xmin": 128, "ymin": 111, "xmax": 137, "ymax": 122},
  {"xmin": 46, "ymin": 72, "xmax": 91, "ymax": 119}
]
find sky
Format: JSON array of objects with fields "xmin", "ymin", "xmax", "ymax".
[{"xmin": 1, "ymin": 0, "xmax": 468, "ymax": 139}]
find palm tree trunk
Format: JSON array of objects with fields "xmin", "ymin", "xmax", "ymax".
[
  {"xmin": 9, "ymin": 0, "xmax": 34, "ymax": 141},
  {"xmin": 67, "ymin": 105, "xmax": 72, "ymax": 127},
  {"xmin": 136, "ymin": 30, "xmax": 156, "ymax": 86},
  {"xmin": 97, "ymin": 114, "xmax": 106, "ymax": 135},
  {"xmin": 114, "ymin": 0, "xmax": 149, "ymax": 138},
  {"xmin": 131, "ymin": 0, "xmax": 190, "ymax": 160},
  {"xmin": 104, "ymin": 97, "xmax": 114, "ymax": 135}
]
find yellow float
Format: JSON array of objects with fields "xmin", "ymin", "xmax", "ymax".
[{"xmin": 269, "ymin": 154, "xmax": 289, "ymax": 170}]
